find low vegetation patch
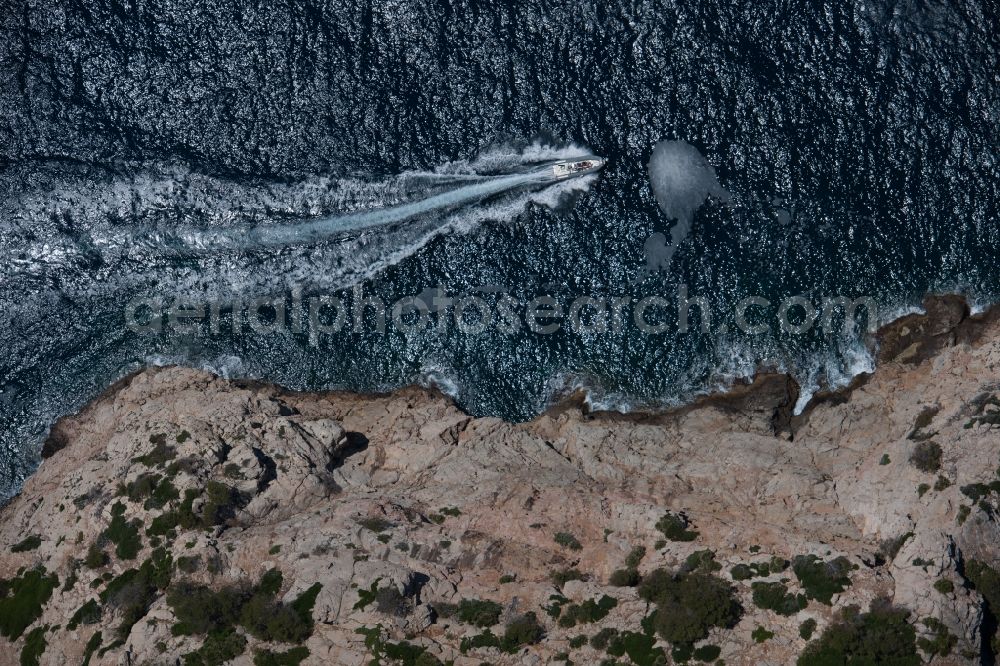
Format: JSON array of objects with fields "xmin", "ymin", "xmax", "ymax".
[
  {"xmin": 253, "ymin": 646, "xmax": 310, "ymax": 666},
  {"xmin": 550, "ymin": 567, "xmax": 587, "ymax": 588},
  {"xmin": 11, "ymin": 535, "xmax": 42, "ymax": 553},
  {"xmin": 168, "ymin": 568, "xmax": 321, "ymax": 645},
  {"xmin": 67, "ymin": 599, "xmax": 102, "ymax": 630},
  {"xmin": 133, "ymin": 434, "xmax": 177, "ymax": 466},
  {"xmin": 459, "ymin": 612, "xmax": 544, "ymax": 655},
  {"xmin": 99, "ymin": 547, "xmax": 173, "ymax": 639},
  {"xmin": 609, "ymin": 567, "xmax": 641, "ymax": 587},
  {"xmin": 604, "ymin": 629, "xmax": 666, "ymax": 666},
  {"xmin": 455, "ymin": 598, "xmax": 503, "ymax": 627},
  {"xmin": 916, "ymin": 617, "xmax": 957, "ymax": 657},
  {"xmin": 752, "ymin": 581, "xmax": 807, "ymax": 616},
  {"xmin": 655, "ymin": 511, "xmax": 698, "ymax": 542},
  {"xmin": 20, "ymin": 625, "xmax": 47, "ymax": 666},
  {"xmin": 181, "ymin": 631, "xmax": 247, "ymax": 665},
  {"xmin": 878, "ymin": 532, "xmax": 913, "ymax": 564},
  {"xmin": 103, "ymin": 502, "xmax": 142, "ymax": 560},
  {"xmin": 0, "ymin": 566, "xmax": 59, "ymax": 639},
  {"xmin": 637, "ymin": 567, "xmax": 741, "ymax": 652},
  {"xmin": 121, "ymin": 473, "xmax": 180, "ymax": 510},
  {"xmin": 797, "ymin": 601, "xmax": 919, "ymax": 666},
  {"xmin": 82, "ymin": 631, "xmax": 102, "ymax": 666},
  {"xmin": 356, "ymin": 625, "xmax": 443, "ymax": 665},
  {"xmin": 557, "ymin": 595, "xmax": 617, "ymax": 628},
  {"xmin": 554, "ymin": 531, "xmax": 583, "ymax": 551},
  {"xmin": 792, "ymin": 555, "xmax": 854, "ymax": 605},
  {"xmin": 357, "ymin": 516, "xmax": 394, "ymax": 533},
  {"xmin": 933, "ymin": 578, "xmax": 954, "ymax": 594},
  {"xmin": 909, "ymin": 441, "xmax": 942, "ymax": 473}
]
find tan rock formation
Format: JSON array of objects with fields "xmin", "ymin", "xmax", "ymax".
[{"xmin": 1, "ymin": 295, "xmax": 999, "ymax": 665}]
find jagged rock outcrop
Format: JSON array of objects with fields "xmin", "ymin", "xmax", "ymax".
[{"xmin": 2, "ymin": 295, "xmax": 999, "ymax": 665}]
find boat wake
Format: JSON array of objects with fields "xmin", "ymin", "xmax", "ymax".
[{"xmin": 0, "ymin": 141, "xmax": 602, "ymax": 499}]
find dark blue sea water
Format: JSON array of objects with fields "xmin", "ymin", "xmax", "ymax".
[{"xmin": 1, "ymin": 0, "xmax": 998, "ymax": 499}]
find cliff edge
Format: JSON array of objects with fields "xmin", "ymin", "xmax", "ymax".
[{"xmin": 2, "ymin": 296, "xmax": 999, "ymax": 665}]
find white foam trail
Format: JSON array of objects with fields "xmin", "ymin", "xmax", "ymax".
[{"xmin": 195, "ymin": 172, "xmax": 540, "ymax": 250}]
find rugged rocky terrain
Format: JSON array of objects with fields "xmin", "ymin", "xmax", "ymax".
[{"xmin": 2, "ymin": 295, "xmax": 1000, "ymax": 666}]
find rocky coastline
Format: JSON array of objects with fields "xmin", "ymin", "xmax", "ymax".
[{"xmin": 2, "ymin": 294, "xmax": 999, "ymax": 665}]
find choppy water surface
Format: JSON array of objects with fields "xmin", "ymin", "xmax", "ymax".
[{"xmin": 1, "ymin": 0, "xmax": 997, "ymax": 498}]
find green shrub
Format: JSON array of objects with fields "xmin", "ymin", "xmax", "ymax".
[
  {"xmin": 543, "ymin": 593, "xmax": 569, "ymax": 620},
  {"xmin": 133, "ymin": 436, "xmax": 177, "ymax": 466},
  {"xmin": 201, "ymin": 481, "xmax": 240, "ymax": 527},
  {"xmin": 799, "ymin": 618, "xmax": 817, "ymax": 640},
  {"xmin": 554, "ymin": 532, "xmax": 583, "ymax": 551},
  {"xmin": 770, "ymin": 555, "xmax": 790, "ymax": 572},
  {"xmin": 253, "ymin": 647, "xmax": 310, "ymax": 666},
  {"xmin": 499, "ymin": 574, "xmax": 515, "ymax": 584},
  {"xmin": 933, "ymin": 578, "xmax": 954, "ymax": 594},
  {"xmin": 609, "ymin": 568, "xmax": 640, "ymax": 587},
  {"xmin": 934, "ymin": 475, "xmax": 952, "ymax": 491},
  {"xmin": 878, "ymin": 532, "xmax": 913, "ymax": 563},
  {"xmin": 357, "ymin": 516, "xmax": 393, "ymax": 532},
  {"xmin": 551, "ymin": 568, "xmax": 587, "ymax": 588},
  {"xmin": 0, "ymin": 567, "xmax": 59, "ymax": 639},
  {"xmin": 177, "ymin": 555, "xmax": 200, "ymax": 573},
  {"xmin": 792, "ymin": 555, "xmax": 853, "ymax": 605},
  {"xmin": 19, "ymin": 625, "xmax": 47, "ymax": 666},
  {"xmin": 569, "ymin": 634, "xmax": 588, "ymax": 648},
  {"xmin": 637, "ymin": 568, "xmax": 741, "ymax": 647},
  {"xmin": 374, "ymin": 586, "xmax": 411, "ymax": 617},
  {"xmin": 655, "ymin": 512, "xmax": 698, "ymax": 542},
  {"xmin": 879, "ymin": 454, "xmax": 891, "ymax": 465},
  {"xmin": 100, "ymin": 549, "xmax": 173, "ymax": 639},
  {"xmin": 916, "ymin": 617, "xmax": 957, "ymax": 656},
  {"xmin": 606, "ymin": 630, "xmax": 666, "ymax": 665},
  {"xmin": 557, "ymin": 595, "xmax": 617, "ymax": 627},
  {"xmin": 82, "ymin": 631, "xmax": 102, "ymax": 666},
  {"xmin": 182, "ymin": 630, "xmax": 246, "ymax": 666},
  {"xmin": 909, "ymin": 406, "xmax": 939, "ymax": 437},
  {"xmin": 730, "ymin": 564, "xmax": 753, "ymax": 581},
  {"xmin": 590, "ymin": 627, "xmax": 619, "ymax": 650},
  {"xmin": 103, "ymin": 502, "xmax": 142, "ymax": 560},
  {"xmin": 502, "ymin": 612, "xmax": 544, "ymax": 650},
  {"xmin": 67, "ymin": 599, "xmax": 102, "ymax": 629},
  {"xmin": 146, "ymin": 478, "xmax": 180, "ymax": 510},
  {"xmin": 683, "ymin": 549, "xmax": 721, "ymax": 573},
  {"xmin": 959, "ymin": 482, "xmax": 1000, "ymax": 501},
  {"xmin": 85, "ymin": 543, "xmax": 109, "ymax": 569},
  {"xmin": 625, "ymin": 546, "xmax": 647, "ymax": 569},
  {"xmin": 692, "ymin": 644, "xmax": 721, "ymax": 662},
  {"xmin": 242, "ymin": 582, "xmax": 321, "ymax": 643},
  {"xmin": 909, "ymin": 441, "xmax": 942, "ymax": 473},
  {"xmin": 456, "ymin": 598, "xmax": 503, "ymax": 627},
  {"xmin": 957, "ymin": 505, "xmax": 971, "ymax": 525},
  {"xmin": 965, "ymin": 560, "xmax": 1000, "ymax": 610},
  {"xmin": 11, "ymin": 535, "xmax": 42, "ymax": 553},
  {"xmin": 124, "ymin": 473, "xmax": 159, "ymax": 501},
  {"xmin": 752, "ymin": 626, "xmax": 774, "ymax": 643},
  {"xmin": 797, "ymin": 602, "xmax": 919, "ymax": 666},
  {"xmin": 459, "ymin": 629, "xmax": 501, "ymax": 654},
  {"xmin": 168, "ymin": 582, "xmax": 244, "ymax": 636},
  {"xmin": 917, "ymin": 483, "xmax": 930, "ymax": 497},
  {"xmin": 751, "ymin": 581, "xmax": 807, "ymax": 616}
]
